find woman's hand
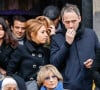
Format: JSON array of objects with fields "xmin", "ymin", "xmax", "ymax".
[
  {"xmin": 48, "ymin": 25, "xmax": 56, "ymax": 36},
  {"xmin": 0, "ymin": 67, "xmax": 6, "ymax": 76}
]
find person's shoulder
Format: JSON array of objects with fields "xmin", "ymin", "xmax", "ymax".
[
  {"xmin": 51, "ymin": 33, "xmax": 65, "ymax": 45},
  {"xmin": 52, "ymin": 31, "xmax": 64, "ymax": 39},
  {"xmin": 84, "ymin": 28, "xmax": 95, "ymax": 33},
  {"xmin": 83, "ymin": 28, "xmax": 96, "ymax": 36},
  {"xmin": 15, "ymin": 44, "xmax": 26, "ymax": 52}
]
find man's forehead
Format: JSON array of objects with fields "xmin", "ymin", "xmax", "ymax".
[
  {"xmin": 14, "ymin": 21, "xmax": 25, "ymax": 26},
  {"xmin": 63, "ymin": 12, "xmax": 79, "ymax": 20},
  {"xmin": 14, "ymin": 20, "xmax": 25, "ymax": 24}
]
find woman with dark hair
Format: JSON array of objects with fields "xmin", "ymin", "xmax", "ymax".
[
  {"xmin": 0, "ymin": 17, "xmax": 18, "ymax": 88},
  {"xmin": 0, "ymin": 17, "xmax": 18, "ymax": 76}
]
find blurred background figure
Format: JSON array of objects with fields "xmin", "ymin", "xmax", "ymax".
[
  {"xmin": 43, "ymin": 5, "xmax": 62, "ymax": 32},
  {"xmin": 37, "ymin": 64, "xmax": 63, "ymax": 90}
]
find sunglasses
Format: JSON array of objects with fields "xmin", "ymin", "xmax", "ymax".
[{"xmin": 44, "ymin": 75, "xmax": 57, "ymax": 81}]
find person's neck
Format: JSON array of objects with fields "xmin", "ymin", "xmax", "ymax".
[{"xmin": 12, "ymin": 33, "xmax": 24, "ymax": 41}]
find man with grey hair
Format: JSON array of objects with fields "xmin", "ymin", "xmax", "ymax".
[{"xmin": 50, "ymin": 4, "xmax": 100, "ymax": 90}]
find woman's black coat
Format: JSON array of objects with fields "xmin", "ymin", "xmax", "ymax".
[
  {"xmin": 7, "ymin": 40, "xmax": 50, "ymax": 81},
  {"xmin": 0, "ymin": 42, "xmax": 16, "ymax": 70}
]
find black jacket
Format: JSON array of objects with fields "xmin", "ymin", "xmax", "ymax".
[
  {"xmin": 7, "ymin": 40, "xmax": 50, "ymax": 81},
  {"xmin": 0, "ymin": 42, "xmax": 16, "ymax": 70},
  {"xmin": 12, "ymin": 74, "xmax": 27, "ymax": 90},
  {"xmin": 92, "ymin": 48, "xmax": 100, "ymax": 88}
]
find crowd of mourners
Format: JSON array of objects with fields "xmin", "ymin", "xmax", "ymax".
[{"xmin": 0, "ymin": 3, "xmax": 100, "ymax": 90}]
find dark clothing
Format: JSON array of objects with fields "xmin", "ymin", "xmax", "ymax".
[
  {"xmin": 50, "ymin": 27, "xmax": 100, "ymax": 90},
  {"xmin": 95, "ymin": 87, "xmax": 100, "ymax": 90},
  {"xmin": 0, "ymin": 42, "xmax": 16, "ymax": 70},
  {"xmin": 12, "ymin": 74, "xmax": 27, "ymax": 90},
  {"xmin": 92, "ymin": 48, "xmax": 100, "ymax": 89},
  {"xmin": 7, "ymin": 40, "xmax": 50, "ymax": 81}
]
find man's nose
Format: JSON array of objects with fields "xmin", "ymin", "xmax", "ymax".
[
  {"xmin": 18, "ymin": 28, "xmax": 23, "ymax": 32},
  {"xmin": 69, "ymin": 22, "xmax": 73, "ymax": 28}
]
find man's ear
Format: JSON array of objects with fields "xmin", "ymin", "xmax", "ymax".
[{"xmin": 78, "ymin": 16, "xmax": 81, "ymax": 23}]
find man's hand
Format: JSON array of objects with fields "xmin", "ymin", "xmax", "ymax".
[
  {"xmin": 84, "ymin": 59, "xmax": 93, "ymax": 69},
  {"xmin": 65, "ymin": 29, "xmax": 76, "ymax": 45}
]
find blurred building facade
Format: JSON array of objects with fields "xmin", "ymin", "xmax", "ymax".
[{"xmin": 93, "ymin": 0, "xmax": 100, "ymax": 40}]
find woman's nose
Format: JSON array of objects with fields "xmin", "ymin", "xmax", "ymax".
[{"xmin": 49, "ymin": 77, "xmax": 54, "ymax": 81}]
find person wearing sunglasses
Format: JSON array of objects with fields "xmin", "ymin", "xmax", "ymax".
[{"xmin": 37, "ymin": 64, "xmax": 63, "ymax": 90}]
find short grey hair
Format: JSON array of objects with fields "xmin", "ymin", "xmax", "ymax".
[{"xmin": 61, "ymin": 3, "xmax": 80, "ymax": 18}]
